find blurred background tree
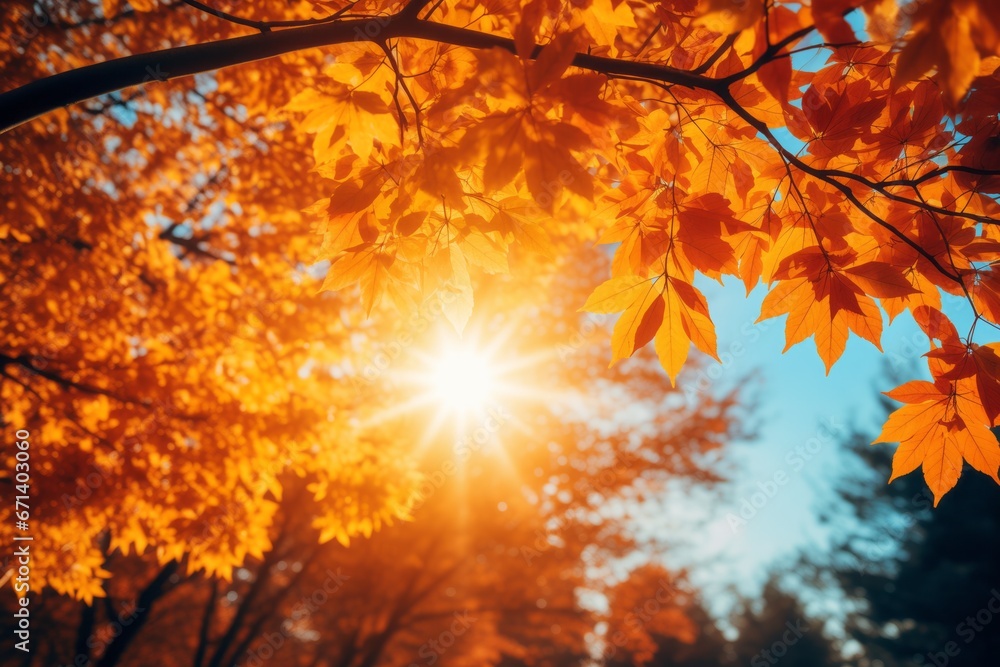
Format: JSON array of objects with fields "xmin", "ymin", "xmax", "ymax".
[{"xmin": 826, "ymin": 403, "xmax": 1000, "ymax": 667}]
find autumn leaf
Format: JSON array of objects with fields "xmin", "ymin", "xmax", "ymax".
[
  {"xmin": 844, "ymin": 262, "xmax": 919, "ymax": 299},
  {"xmin": 582, "ymin": 274, "xmax": 654, "ymax": 313},
  {"xmin": 584, "ymin": 273, "xmax": 717, "ymax": 384},
  {"xmin": 442, "ymin": 244, "xmax": 475, "ymax": 333},
  {"xmin": 893, "ymin": 0, "xmax": 1000, "ymax": 106},
  {"xmin": 606, "ymin": 277, "xmax": 663, "ymax": 364},
  {"xmin": 876, "ymin": 377, "xmax": 1000, "ymax": 505},
  {"xmin": 322, "ymin": 242, "xmax": 399, "ymax": 314},
  {"xmin": 694, "ymin": 0, "xmax": 764, "ymax": 34},
  {"xmin": 579, "ymin": 0, "xmax": 637, "ymax": 48}
]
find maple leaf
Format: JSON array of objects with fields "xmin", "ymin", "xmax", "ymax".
[
  {"xmin": 876, "ymin": 378, "xmax": 1000, "ymax": 505},
  {"xmin": 656, "ymin": 278, "xmax": 719, "ymax": 384},
  {"xmin": 844, "ymin": 262, "xmax": 919, "ymax": 299},
  {"xmin": 584, "ymin": 274, "xmax": 717, "ymax": 383},
  {"xmin": 970, "ymin": 344, "xmax": 1000, "ymax": 425},
  {"xmin": 760, "ymin": 253, "xmax": 886, "ymax": 372},
  {"xmin": 287, "ymin": 85, "xmax": 399, "ymax": 162},
  {"xmin": 969, "ymin": 269, "xmax": 1000, "ymax": 324},
  {"xmin": 322, "ymin": 241, "xmax": 401, "ymax": 314},
  {"xmin": 445, "ymin": 34, "xmax": 613, "ymax": 208}
]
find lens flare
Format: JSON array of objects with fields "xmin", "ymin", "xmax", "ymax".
[{"xmin": 424, "ymin": 343, "xmax": 498, "ymax": 416}]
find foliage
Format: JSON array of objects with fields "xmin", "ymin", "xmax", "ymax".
[
  {"xmin": 6, "ymin": 0, "xmax": 997, "ymax": 503},
  {"xmin": 0, "ymin": 237, "xmax": 739, "ymax": 665},
  {"xmin": 4, "ymin": 0, "xmax": 1000, "ymax": 646},
  {"xmin": 603, "ymin": 571, "xmax": 837, "ymax": 667}
]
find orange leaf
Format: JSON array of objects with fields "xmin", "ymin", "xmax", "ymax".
[
  {"xmin": 845, "ymin": 262, "xmax": 919, "ymax": 298},
  {"xmin": 610, "ymin": 280, "xmax": 663, "ymax": 364},
  {"xmin": 876, "ymin": 378, "xmax": 1000, "ymax": 504}
]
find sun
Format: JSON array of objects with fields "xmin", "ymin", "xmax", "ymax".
[
  {"xmin": 424, "ymin": 342, "xmax": 498, "ymax": 416},
  {"xmin": 365, "ymin": 323, "xmax": 558, "ymax": 449}
]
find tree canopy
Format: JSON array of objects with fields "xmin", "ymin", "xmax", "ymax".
[{"xmin": 3, "ymin": 0, "xmax": 1000, "ymax": 651}]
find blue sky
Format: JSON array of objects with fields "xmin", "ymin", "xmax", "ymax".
[{"xmin": 633, "ymin": 275, "xmax": 989, "ymax": 611}]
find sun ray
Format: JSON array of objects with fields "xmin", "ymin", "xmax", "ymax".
[{"xmin": 352, "ymin": 313, "xmax": 592, "ymax": 492}]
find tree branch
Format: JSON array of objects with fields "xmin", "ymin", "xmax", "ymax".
[
  {"xmin": 72, "ymin": 598, "xmax": 97, "ymax": 667},
  {"xmin": 180, "ymin": 0, "xmax": 359, "ymax": 32},
  {"xmin": 716, "ymin": 89, "xmax": 965, "ymax": 285},
  {"xmin": 222, "ymin": 545, "xmax": 323, "ymax": 667},
  {"xmin": 95, "ymin": 561, "xmax": 180, "ymax": 667},
  {"xmin": 192, "ymin": 578, "xmax": 219, "ymax": 667},
  {"xmin": 0, "ymin": 14, "xmax": 722, "ymax": 135},
  {"xmin": 205, "ymin": 529, "xmax": 288, "ymax": 667}
]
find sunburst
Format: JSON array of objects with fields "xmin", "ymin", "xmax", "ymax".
[
  {"xmin": 424, "ymin": 341, "xmax": 500, "ymax": 418},
  {"xmin": 355, "ymin": 316, "xmax": 584, "ymax": 475}
]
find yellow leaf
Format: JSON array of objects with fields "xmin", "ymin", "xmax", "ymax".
[
  {"xmin": 654, "ymin": 285, "xmax": 689, "ymax": 385},
  {"xmin": 582, "ymin": 275, "xmax": 653, "ymax": 313},
  {"xmin": 580, "ymin": 0, "xmax": 637, "ymax": 47},
  {"xmin": 694, "ymin": 0, "xmax": 764, "ymax": 34},
  {"xmin": 442, "ymin": 246, "xmax": 475, "ymax": 334},
  {"xmin": 459, "ymin": 230, "xmax": 509, "ymax": 273},
  {"xmin": 611, "ymin": 280, "xmax": 662, "ymax": 364}
]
